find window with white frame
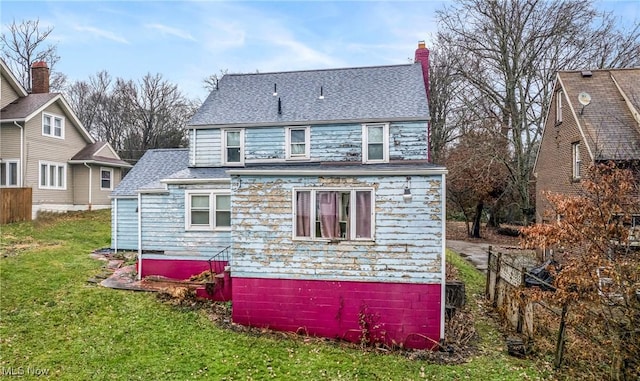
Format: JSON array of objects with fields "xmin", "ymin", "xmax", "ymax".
[
  {"xmin": 39, "ymin": 161, "xmax": 66, "ymax": 189},
  {"xmin": 572, "ymin": 142, "xmax": 581, "ymax": 179},
  {"xmin": 285, "ymin": 126, "xmax": 310, "ymax": 159},
  {"xmin": 556, "ymin": 91, "xmax": 563, "ymax": 124},
  {"xmin": 100, "ymin": 167, "xmax": 113, "ymax": 190},
  {"xmin": 43, "ymin": 113, "xmax": 64, "ymax": 138},
  {"xmin": 362, "ymin": 123, "xmax": 389, "ymax": 163},
  {"xmin": 222, "ymin": 129, "xmax": 244, "ymax": 165},
  {"xmin": 0, "ymin": 160, "xmax": 19, "ymax": 187},
  {"xmin": 293, "ymin": 188, "xmax": 374, "ymax": 241},
  {"xmin": 185, "ymin": 191, "xmax": 231, "ymax": 231}
]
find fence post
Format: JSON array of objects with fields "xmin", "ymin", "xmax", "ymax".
[
  {"xmin": 485, "ymin": 245, "xmax": 493, "ymax": 298},
  {"xmin": 516, "ymin": 266, "xmax": 527, "ymax": 333},
  {"xmin": 554, "ymin": 303, "xmax": 569, "ymax": 369},
  {"xmin": 493, "ymin": 251, "xmax": 502, "ymax": 308}
]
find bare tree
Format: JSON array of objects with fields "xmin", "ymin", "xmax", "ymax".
[
  {"xmin": 437, "ymin": 0, "xmax": 640, "ymax": 224},
  {"xmin": 0, "ymin": 18, "xmax": 65, "ymax": 92}
]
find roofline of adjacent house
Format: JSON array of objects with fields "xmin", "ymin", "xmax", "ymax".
[
  {"xmin": 0, "ymin": 58, "xmax": 28, "ymax": 97},
  {"xmin": 187, "ymin": 116, "xmax": 430, "ymax": 129},
  {"xmin": 161, "ymin": 178, "xmax": 231, "ymax": 185},
  {"xmin": 225, "ymin": 168, "xmax": 448, "ymax": 176},
  {"xmin": 68, "ymin": 159, "xmax": 132, "ymax": 168}
]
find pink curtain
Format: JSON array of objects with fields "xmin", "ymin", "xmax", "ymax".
[
  {"xmin": 355, "ymin": 191, "xmax": 371, "ymax": 238},
  {"xmin": 318, "ymin": 191, "xmax": 340, "ymax": 238},
  {"xmin": 296, "ymin": 191, "xmax": 311, "ymax": 237}
]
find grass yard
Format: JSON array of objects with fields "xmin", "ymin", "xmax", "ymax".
[{"xmin": 1, "ymin": 210, "xmax": 550, "ymax": 380}]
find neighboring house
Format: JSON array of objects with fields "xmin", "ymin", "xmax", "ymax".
[
  {"xmin": 534, "ymin": 68, "xmax": 640, "ymax": 241},
  {"xmin": 0, "ymin": 59, "xmax": 130, "ymax": 219},
  {"xmin": 116, "ymin": 42, "xmax": 447, "ymax": 349}
]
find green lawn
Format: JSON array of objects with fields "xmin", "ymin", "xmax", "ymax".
[{"xmin": 0, "ymin": 210, "xmax": 549, "ymax": 380}]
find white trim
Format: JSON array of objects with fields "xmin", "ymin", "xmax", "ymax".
[
  {"xmin": 187, "ymin": 116, "xmax": 430, "ymax": 130},
  {"xmin": 42, "ymin": 112, "xmax": 65, "ymax": 139},
  {"xmin": 221, "ymin": 128, "xmax": 245, "ymax": 166},
  {"xmin": 184, "ymin": 190, "xmax": 232, "ymax": 231},
  {"xmin": 23, "ymin": 95, "xmax": 95, "ymax": 144},
  {"xmin": 572, "ymin": 142, "xmax": 582, "ymax": 180},
  {"xmin": 38, "ymin": 160, "xmax": 67, "ymax": 190},
  {"xmin": 292, "ymin": 187, "xmax": 375, "ymax": 242},
  {"xmin": 555, "ymin": 90, "xmax": 563, "ymax": 124},
  {"xmin": 559, "ymin": 76, "xmax": 594, "ymax": 161},
  {"xmin": 0, "ymin": 159, "xmax": 20, "ymax": 187},
  {"xmin": 0, "ymin": 59, "xmax": 28, "ymax": 96},
  {"xmin": 100, "ymin": 167, "xmax": 114, "ymax": 190},
  {"xmin": 285, "ymin": 126, "xmax": 311, "ymax": 160},
  {"xmin": 440, "ymin": 172, "xmax": 447, "ymax": 341},
  {"xmin": 137, "ymin": 193, "xmax": 142, "ymax": 280},
  {"xmin": 362, "ymin": 123, "xmax": 389, "ymax": 164},
  {"xmin": 226, "ymin": 168, "xmax": 447, "ymax": 176},
  {"xmin": 113, "ymin": 198, "xmax": 118, "ymax": 253},
  {"xmin": 161, "ymin": 178, "xmax": 231, "ymax": 185},
  {"xmin": 67, "ymin": 159, "xmax": 131, "ymax": 168},
  {"xmin": 191, "ymin": 128, "xmax": 197, "ymax": 166}
]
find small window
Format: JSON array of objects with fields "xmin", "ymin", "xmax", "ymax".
[
  {"xmin": 362, "ymin": 123, "xmax": 389, "ymax": 163},
  {"xmin": 285, "ymin": 126, "xmax": 310, "ymax": 159},
  {"xmin": 39, "ymin": 161, "xmax": 66, "ymax": 190},
  {"xmin": 42, "ymin": 113, "xmax": 64, "ymax": 138},
  {"xmin": 0, "ymin": 160, "xmax": 19, "ymax": 187},
  {"xmin": 294, "ymin": 188, "xmax": 374, "ymax": 241},
  {"xmin": 100, "ymin": 168, "xmax": 113, "ymax": 190},
  {"xmin": 556, "ymin": 91, "xmax": 563, "ymax": 124},
  {"xmin": 185, "ymin": 191, "xmax": 231, "ymax": 231},
  {"xmin": 222, "ymin": 129, "xmax": 244, "ymax": 165},
  {"xmin": 572, "ymin": 142, "xmax": 581, "ymax": 179}
]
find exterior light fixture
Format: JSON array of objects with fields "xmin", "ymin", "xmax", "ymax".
[{"xmin": 403, "ymin": 176, "xmax": 412, "ymax": 202}]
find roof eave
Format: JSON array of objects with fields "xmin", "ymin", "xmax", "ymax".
[
  {"xmin": 68, "ymin": 159, "xmax": 132, "ymax": 168},
  {"xmin": 187, "ymin": 116, "xmax": 430, "ymax": 129},
  {"xmin": 226, "ymin": 168, "xmax": 448, "ymax": 176}
]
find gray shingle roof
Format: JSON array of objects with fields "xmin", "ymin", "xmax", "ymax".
[
  {"xmin": 559, "ymin": 68, "xmax": 640, "ymax": 160},
  {"xmin": 1, "ymin": 93, "xmax": 58, "ymax": 120},
  {"xmin": 71, "ymin": 142, "xmax": 131, "ymax": 168},
  {"xmin": 111, "ymin": 148, "xmax": 189, "ymax": 197},
  {"xmin": 189, "ymin": 64, "xmax": 429, "ymax": 127}
]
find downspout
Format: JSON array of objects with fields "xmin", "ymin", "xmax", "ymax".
[
  {"xmin": 137, "ymin": 193, "xmax": 142, "ymax": 280},
  {"xmin": 83, "ymin": 162, "xmax": 92, "ymax": 209},
  {"xmin": 13, "ymin": 121, "xmax": 24, "ymax": 187},
  {"xmin": 440, "ymin": 172, "xmax": 447, "ymax": 342}
]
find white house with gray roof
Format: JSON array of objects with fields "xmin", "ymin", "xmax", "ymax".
[{"xmin": 118, "ymin": 42, "xmax": 447, "ymax": 349}]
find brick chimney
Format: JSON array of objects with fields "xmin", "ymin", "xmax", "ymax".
[
  {"xmin": 414, "ymin": 41, "xmax": 430, "ymax": 100},
  {"xmin": 31, "ymin": 61, "xmax": 50, "ymax": 94}
]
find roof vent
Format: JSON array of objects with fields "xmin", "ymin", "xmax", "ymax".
[
  {"xmin": 319, "ymin": 86, "xmax": 324, "ymax": 100},
  {"xmin": 273, "ymin": 83, "xmax": 277, "ymax": 96},
  {"xmin": 581, "ymin": 70, "xmax": 592, "ymax": 77}
]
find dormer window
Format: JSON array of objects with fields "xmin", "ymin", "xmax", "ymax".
[
  {"xmin": 362, "ymin": 123, "xmax": 389, "ymax": 163},
  {"xmin": 285, "ymin": 126, "xmax": 310, "ymax": 160},
  {"xmin": 222, "ymin": 129, "xmax": 244, "ymax": 165},
  {"xmin": 556, "ymin": 91, "xmax": 563, "ymax": 125},
  {"xmin": 43, "ymin": 113, "xmax": 64, "ymax": 138}
]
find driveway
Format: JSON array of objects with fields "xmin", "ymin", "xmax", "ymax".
[{"xmin": 446, "ymin": 240, "xmax": 491, "ymax": 273}]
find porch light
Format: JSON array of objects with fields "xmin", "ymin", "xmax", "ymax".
[{"xmin": 403, "ymin": 176, "xmax": 412, "ymax": 203}]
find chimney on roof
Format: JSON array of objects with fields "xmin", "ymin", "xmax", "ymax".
[
  {"xmin": 31, "ymin": 61, "xmax": 50, "ymax": 94},
  {"xmin": 414, "ymin": 41, "xmax": 430, "ymax": 100}
]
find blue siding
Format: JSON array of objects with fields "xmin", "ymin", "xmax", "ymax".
[
  {"xmin": 111, "ymin": 198, "xmax": 138, "ymax": 250},
  {"xmin": 139, "ymin": 183, "xmax": 231, "ymax": 256},
  {"xmin": 230, "ymin": 174, "xmax": 444, "ymax": 283},
  {"xmin": 191, "ymin": 121, "xmax": 428, "ymax": 166}
]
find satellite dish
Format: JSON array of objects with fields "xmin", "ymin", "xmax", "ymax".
[{"xmin": 578, "ymin": 92, "xmax": 591, "ymax": 106}]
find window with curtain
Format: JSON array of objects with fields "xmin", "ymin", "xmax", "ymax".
[
  {"xmin": 294, "ymin": 188, "xmax": 373, "ymax": 240},
  {"xmin": 286, "ymin": 126, "xmax": 310, "ymax": 159}
]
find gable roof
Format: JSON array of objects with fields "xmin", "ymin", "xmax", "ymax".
[
  {"xmin": 558, "ymin": 68, "xmax": 640, "ymax": 161},
  {"xmin": 189, "ymin": 63, "xmax": 429, "ymax": 127},
  {"xmin": 0, "ymin": 58, "xmax": 28, "ymax": 97},
  {"xmin": 69, "ymin": 142, "xmax": 131, "ymax": 168},
  {"xmin": 111, "ymin": 148, "xmax": 189, "ymax": 197}
]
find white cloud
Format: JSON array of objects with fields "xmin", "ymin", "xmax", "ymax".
[
  {"xmin": 145, "ymin": 23, "xmax": 196, "ymax": 41},
  {"xmin": 74, "ymin": 25, "xmax": 129, "ymax": 44}
]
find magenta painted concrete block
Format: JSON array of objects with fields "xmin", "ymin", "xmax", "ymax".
[{"xmin": 232, "ymin": 277, "xmax": 442, "ymax": 349}]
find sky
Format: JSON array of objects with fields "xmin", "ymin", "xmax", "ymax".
[{"xmin": 2, "ymin": 0, "xmax": 639, "ymax": 102}]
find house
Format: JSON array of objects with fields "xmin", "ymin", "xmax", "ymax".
[
  {"xmin": 118, "ymin": 42, "xmax": 447, "ymax": 349},
  {"xmin": 0, "ymin": 59, "xmax": 130, "ymax": 220},
  {"xmin": 534, "ymin": 68, "xmax": 640, "ymax": 240}
]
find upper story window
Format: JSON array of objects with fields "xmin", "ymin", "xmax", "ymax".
[
  {"xmin": 43, "ymin": 113, "xmax": 64, "ymax": 138},
  {"xmin": 572, "ymin": 142, "xmax": 581, "ymax": 180},
  {"xmin": 185, "ymin": 190, "xmax": 231, "ymax": 231},
  {"xmin": 556, "ymin": 91, "xmax": 563, "ymax": 125},
  {"xmin": 362, "ymin": 123, "xmax": 389, "ymax": 163},
  {"xmin": 293, "ymin": 188, "xmax": 374, "ymax": 241},
  {"xmin": 285, "ymin": 126, "xmax": 310, "ymax": 160},
  {"xmin": 0, "ymin": 160, "xmax": 19, "ymax": 187},
  {"xmin": 222, "ymin": 129, "xmax": 244, "ymax": 165},
  {"xmin": 100, "ymin": 168, "xmax": 113, "ymax": 190},
  {"xmin": 39, "ymin": 161, "xmax": 66, "ymax": 190}
]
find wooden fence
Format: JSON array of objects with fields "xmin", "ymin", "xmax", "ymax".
[{"xmin": 1, "ymin": 187, "xmax": 32, "ymax": 224}]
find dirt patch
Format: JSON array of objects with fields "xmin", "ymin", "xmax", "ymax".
[{"xmin": 447, "ymin": 221, "xmax": 523, "ymax": 247}]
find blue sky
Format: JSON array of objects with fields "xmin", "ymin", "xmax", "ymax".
[{"xmin": 2, "ymin": 1, "xmax": 638, "ymax": 101}]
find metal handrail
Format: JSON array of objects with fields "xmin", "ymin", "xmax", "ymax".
[{"xmin": 208, "ymin": 245, "xmax": 231, "ymax": 282}]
